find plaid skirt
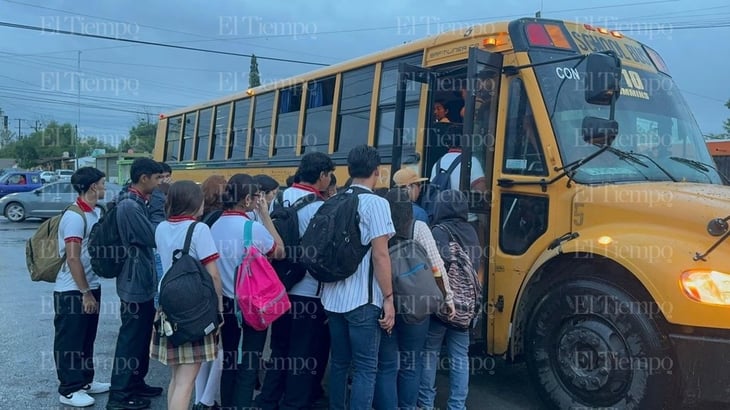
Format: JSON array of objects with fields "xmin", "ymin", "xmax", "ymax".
[{"xmin": 150, "ymin": 329, "xmax": 218, "ymax": 366}]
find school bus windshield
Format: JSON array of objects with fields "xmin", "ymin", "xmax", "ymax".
[{"xmin": 530, "ymin": 49, "xmax": 722, "ymax": 185}]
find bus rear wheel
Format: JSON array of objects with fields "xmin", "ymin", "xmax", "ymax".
[{"xmin": 525, "ymin": 278, "xmax": 675, "ymax": 409}]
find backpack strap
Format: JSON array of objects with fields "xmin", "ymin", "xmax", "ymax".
[
  {"xmin": 409, "ymin": 219, "xmax": 416, "ymax": 241},
  {"xmin": 443, "ymin": 154, "xmax": 462, "ymax": 179},
  {"xmin": 182, "ymin": 222, "xmax": 198, "ymax": 255},
  {"xmin": 289, "ymin": 193, "xmax": 321, "ymax": 211},
  {"xmin": 242, "ymin": 220, "xmax": 254, "ymax": 249}
]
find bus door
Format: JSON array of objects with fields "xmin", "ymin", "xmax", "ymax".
[
  {"xmin": 461, "ymin": 47, "xmax": 503, "ymax": 351},
  {"xmin": 390, "ymin": 63, "xmax": 434, "ymax": 176}
]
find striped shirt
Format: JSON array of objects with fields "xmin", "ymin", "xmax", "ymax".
[{"xmin": 320, "ymin": 185, "xmax": 395, "ymax": 313}]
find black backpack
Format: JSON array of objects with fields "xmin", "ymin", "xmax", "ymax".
[
  {"xmin": 300, "ymin": 186, "xmax": 371, "ymax": 283},
  {"xmin": 270, "ymin": 194, "xmax": 323, "ymax": 290},
  {"xmin": 201, "ymin": 209, "xmax": 223, "ymax": 228},
  {"xmin": 88, "ymin": 200, "xmax": 125, "ymax": 279},
  {"xmin": 390, "ymin": 221, "xmax": 443, "ymax": 324},
  {"xmin": 421, "ymin": 154, "xmax": 461, "ymax": 223},
  {"xmin": 158, "ymin": 222, "xmax": 220, "ymax": 347}
]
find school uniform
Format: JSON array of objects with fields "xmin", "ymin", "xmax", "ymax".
[
  {"xmin": 150, "ymin": 217, "xmax": 220, "ymax": 366},
  {"xmin": 211, "ymin": 211, "xmax": 276, "ymax": 409},
  {"xmin": 53, "ymin": 197, "xmax": 102, "ymax": 397}
]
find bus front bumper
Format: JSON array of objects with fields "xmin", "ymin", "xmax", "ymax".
[{"xmin": 670, "ymin": 332, "xmax": 730, "ymax": 404}]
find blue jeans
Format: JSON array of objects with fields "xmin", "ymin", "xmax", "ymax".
[
  {"xmin": 326, "ymin": 304, "xmax": 382, "ymax": 410},
  {"xmin": 417, "ymin": 317, "xmax": 470, "ymax": 410},
  {"xmin": 373, "ymin": 316, "xmax": 430, "ymax": 410}
]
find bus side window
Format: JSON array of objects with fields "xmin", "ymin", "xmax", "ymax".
[{"xmin": 503, "ymin": 79, "xmax": 548, "ymax": 176}]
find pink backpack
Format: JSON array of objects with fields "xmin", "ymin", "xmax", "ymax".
[{"xmin": 235, "ymin": 220, "xmax": 290, "ymax": 331}]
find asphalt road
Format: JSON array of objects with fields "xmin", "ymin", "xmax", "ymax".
[{"xmin": 0, "ymin": 217, "xmax": 547, "ymax": 409}]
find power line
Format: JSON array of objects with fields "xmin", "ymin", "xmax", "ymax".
[{"xmin": 0, "ymin": 20, "xmax": 329, "ymax": 66}]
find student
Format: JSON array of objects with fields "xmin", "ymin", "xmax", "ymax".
[
  {"xmin": 211, "ymin": 174, "xmax": 285, "ymax": 409},
  {"xmin": 433, "ymin": 100, "xmax": 451, "ymax": 123},
  {"xmin": 249, "ymin": 174, "xmax": 280, "ymax": 221},
  {"xmin": 149, "ymin": 162, "xmax": 172, "ymax": 225},
  {"xmin": 322, "ymin": 172, "xmax": 337, "ymax": 199},
  {"xmin": 200, "ymin": 175, "xmax": 228, "ymax": 227},
  {"xmin": 194, "ymin": 175, "xmax": 227, "ymax": 410},
  {"xmin": 321, "ymin": 145, "xmax": 396, "ymax": 410},
  {"xmin": 151, "ymin": 181, "xmax": 223, "ymax": 410},
  {"xmin": 107, "ymin": 158, "xmax": 164, "ymax": 410},
  {"xmin": 257, "ymin": 152, "xmax": 335, "ymax": 410},
  {"xmin": 54, "ymin": 167, "xmax": 109, "ymax": 408},
  {"xmin": 392, "ymin": 167, "xmax": 429, "ymax": 224},
  {"xmin": 374, "ymin": 188, "xmax": 454, "ymax": 410},
  {"xmin": 418, "ymin": 189, "xmax": 480, "ymax": 410}
]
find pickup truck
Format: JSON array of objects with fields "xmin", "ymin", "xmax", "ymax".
[{"xmin": 0, "ymin": 172, "xmax": 43, "ymax": 198}]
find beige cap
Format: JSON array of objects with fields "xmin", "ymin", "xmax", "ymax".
[{"xmin": 393, "ymin": 168, "xmax": 428, "ymax": 186}]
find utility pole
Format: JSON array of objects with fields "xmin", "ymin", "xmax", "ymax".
[
  {"xmin": 16, "ymin": 118, "xmax": 21, "ymax": 139},
  {"xmin": 75, "ymin": 50, "xmax": 81, "ymax": 170}
]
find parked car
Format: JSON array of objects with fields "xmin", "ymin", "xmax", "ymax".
[
  {"xmin": 0, "ymin": 181, "xmax": 122, "ymax": 222},
  {"xmin": 40, "ymin": 171, "xmax": 57, "ymax": 184},
  {"xmin": 55, "ymin": 169, "xmax": 74, "ymax": 182},
  {"xmin": 0, "ymin": 171, "xmax": 43, "ymax": 199}
]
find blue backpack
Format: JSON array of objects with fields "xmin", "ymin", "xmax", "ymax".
[{"xmin": 421, "ymin": 154, "xmax": 461, "ymax": 223}]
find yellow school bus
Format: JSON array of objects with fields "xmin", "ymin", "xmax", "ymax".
[{"xmin": 155, "ymin": 17, "xmax": 730, "ymax": 408}]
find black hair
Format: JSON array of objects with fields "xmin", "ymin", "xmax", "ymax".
[
  {"xmin": 328, "ymin": 173, "xmax": 337, "ymax": 187},
  {"xmin": 297, "ymin": 152, "xmax": 335, "ymax": 184},
  {"xmin": 159, "ymin": 162, "xmax": 172, "ymax": 174},
  {"xmin": 165, "ymin": 180, "xmax": 203, "ymax": 217},
  {"xmin": 222, "ymin": 173, "xmax": 260, "ymax": 209},
  {"xmin": 130, "ymin": 158, "xmax": 163, "ymax": 184},
  {"xmin": 347, "ymin": 145, "xmax": 380, "ymax": 179},
  {"xmin": 384, "ymin": 188, "xmax": 413, "ymax": 242},
  {"xmin": 253, "ymin": 174, "xmax": 280, "ymax": 194},
  {"xmin": 285, "ymin": 174, "xmax": 296, "ymax": 187},
  {"xmin": 71, "ymin": 167, "xmax": 105, "ymax": 195}
]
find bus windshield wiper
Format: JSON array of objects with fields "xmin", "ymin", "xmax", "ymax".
[
  {"xmin": 622, "ymin": 150, "xmax": 678, "ymax": 182},
  {"xmin": 669, "ymin": 156, "xmax": 727, "ymax": 184}
]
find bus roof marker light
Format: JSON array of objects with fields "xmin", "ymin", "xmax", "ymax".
[
  {"xmin": 545, "ymin": 24, "xmax": 572, "ymax": 49},
  {"xmin": 597, "ymin": 27, "xmax": 609, "ymax": 35},
  {"xmin": 611, "ymin": 30, "xmax": 623, "ymax": 38},
  {"xmin": 584, "ymin": 24, "xmax": 596, "ymax": 31},
  {"xmin": 526, "ymin": 23, "xmax": 552, "ymax": 47},
  {"xmin": 483, "ymin": 37, "xmax": 498, "ymax": 47},
  {"xmin": 246, "ymin": 89, "xmax": 255, "ymax": 96}
]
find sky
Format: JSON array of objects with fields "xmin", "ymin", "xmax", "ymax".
[{"xmin": 1, "ymin": 0, "xmax": 729, "ymax": 149}]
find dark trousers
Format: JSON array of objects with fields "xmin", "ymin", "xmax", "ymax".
[
  {"xmin": 220, "ymin": 296, "xmax": 268, "ymax": 409},
  {"xmin": 109, "ymin": 299, "xmax": 156, "ymax": 401},
  {"xmin": 54, "ymin": 288, "xmax": 102, "ymax": 396},
  {"xmin": 257, "ymin": 295, "xmax": 330, "ymax": 410}
]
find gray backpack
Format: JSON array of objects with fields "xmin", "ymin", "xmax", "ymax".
[{"xmin": 389, "ymin": 221, "xmax": 444, "ymax": 324}]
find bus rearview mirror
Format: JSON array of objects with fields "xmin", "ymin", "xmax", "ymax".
[
  {"xmin": 584, "ymin": 52, "xmax": 622, "ymax": 106},
  {"xmin": 582, "ymin": 116, "xmax": 618, "ymax": 146}
]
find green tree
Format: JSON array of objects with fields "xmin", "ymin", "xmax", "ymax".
[
  {"xmin": 119, "ymin": 118, "xmax": 157, "ymax": 153},
  {"xmin": 249, "ymin": 54, "xmax": 261, "ymax": 88}
]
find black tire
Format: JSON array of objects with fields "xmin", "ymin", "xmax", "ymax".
[
  {"xmin": 4, "ymin": 202, "xmax": 26, "ymax": 222},
  {"xmin": 525, "ymin": 277, "xmax": 675, "ymax": 409}
]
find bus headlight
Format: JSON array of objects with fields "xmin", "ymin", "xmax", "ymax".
[{"xmin": 680, "ymin": 270, "xmax": 730, "ymax": 306}]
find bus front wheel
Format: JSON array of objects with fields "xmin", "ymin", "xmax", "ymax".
[{"xmin": 525, "ymin": 278, "xmax": 675, "ymax": 409}]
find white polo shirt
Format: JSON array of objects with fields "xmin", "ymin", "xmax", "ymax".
[
  {"xmin": 211, "ymin": 211, "xmax": 276, "ymax": 299},
  {"xmin": 55, "ymin": 198, "xmax": 102, "ymax": 293},
  {"xmin": 429, "ymin": 150, "xmax": 486, "ymax": 190},
  {"xmin": 155, "ymin": 218, "xmax": 220, "ymax": 289},
  {"xmin": 320, "ymin": 185, "xmax": 395, "ymax": 314}
]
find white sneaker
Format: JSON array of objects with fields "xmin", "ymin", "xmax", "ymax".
[
  {"xmin": 59, "ymin": 390, "xmax": 95, "ymax": 407},
  {"xmin": 82, "ymin": 381, "xmax": 111, "ymax": 394}
]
